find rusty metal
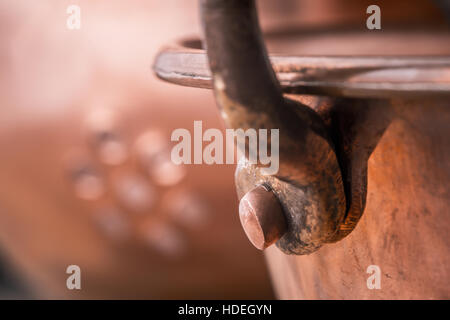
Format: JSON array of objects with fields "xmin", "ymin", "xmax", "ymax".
[{"xmin": 154, "ymin": 0, "xmax": 450, "ymax": 257}]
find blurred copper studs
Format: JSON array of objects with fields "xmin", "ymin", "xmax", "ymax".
[
  {"xmin": 113, "ymin": 174, "xmax": 156, "ymax": 212},
  {"xmin": 135, "ymin": 130, "xmax": 186, "ymax": 187},
  {"xmin": 167, "ymin": 190, "xmax": 210, "ymax": 229},
  {"xmin": 143, "ymin": 223, "xmax": 186, "ymax": 259},
  {"xmin": 86, "ymin": 108, "xmax": 128, "ymax": 166},
  {"xmin": 70, "ymin": 164, "xmax": 105, "ymax": 200},
  {"xmin": 92, "ymin": 206, "xmax": 129, "ymax": 240}
]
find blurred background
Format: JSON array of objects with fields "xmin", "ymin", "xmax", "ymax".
[
  {"xmin": 0, "ymin": 0, "xmax": 276, "ymax": 299},
  {"xmin": 0, "ymin": 0, "xmax": 448, "ymax": 299}
]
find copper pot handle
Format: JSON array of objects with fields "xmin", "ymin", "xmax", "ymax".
[{"xmin": 200, "ymin": 0, "xmax": 349, "ymax": 254}]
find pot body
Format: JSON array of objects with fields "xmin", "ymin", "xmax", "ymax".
[{"xmin": 265, "ymin": 97, "xmax": 450, "ymax": 299}]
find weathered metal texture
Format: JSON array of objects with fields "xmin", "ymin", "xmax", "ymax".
[
  {"xmin": 154, "ymin": 0, "xmax": 450, "ymax": 258},
  {"xmin": 201, "ymin": 0, "xmax": 348, "ymax": 254},
  {"xmin": 239, "ymin": 185, "xmax": 287, "ymax": 250},
  {"xmin": 153, "ymin": 0, "xmax": 450, "ymax": 298},
  {"xmin": 265, "ymin": 97, "xmax": 450, "ymax": 298}
]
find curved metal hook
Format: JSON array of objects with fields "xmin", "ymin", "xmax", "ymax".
[
  {"xmin": 201, "ymin": 0, "xmax": 347, "ymax": 254},
  {"xmin": 200, "ymin": 0, "xmax": 284, "ymax": 115}
]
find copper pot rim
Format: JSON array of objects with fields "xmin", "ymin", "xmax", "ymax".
[{"xmin": 154, "ymin": 31, "xmax": 450, "ymax": 99}]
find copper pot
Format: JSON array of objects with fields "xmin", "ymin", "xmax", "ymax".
[{"xmin": 155, "ymin": 0, "xmax": 450, "ymax": 299}]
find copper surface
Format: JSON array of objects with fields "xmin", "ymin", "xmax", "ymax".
[{"xmin": 0, "ymin": 0, "xmax": 273, "ymax": 299}]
